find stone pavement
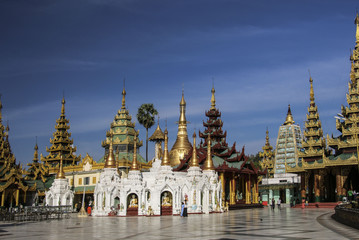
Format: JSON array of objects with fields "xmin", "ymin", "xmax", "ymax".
[{"xmin": 0, "ymin": 207, "xmax": 358, "ymax": 239}]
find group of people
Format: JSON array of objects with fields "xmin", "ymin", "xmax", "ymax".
[{"xmin": 270, "ymin": 198, "xmax": 281, "ymax": 210}]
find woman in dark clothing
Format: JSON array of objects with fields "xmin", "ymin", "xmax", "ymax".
[{"xmin": 183, "ymin": 200, "xmax": 188, "ymax": 217}]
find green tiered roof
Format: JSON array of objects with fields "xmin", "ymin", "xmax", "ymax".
[
  {"xmin": 99, "ymin": 87, "xmax": 145, "ymax": 165},
  {"xmin": 299, "ymin": 77, "xmax": 326, "ymax": 161},
  {"xmin": 41, "ymin": 97, "xmax": 81, "ymax": 167},
  {"xmin": 259, "ymin": 129, "xmax": 275, "ymax": 178}
]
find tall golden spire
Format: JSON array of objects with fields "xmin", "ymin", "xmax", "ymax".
[
  {"xmin": 190, "ymin": 131, "xmax": 199, "ymax": 167},
  {"xmin": 130, "ymin": 132, "xmax": 139, "ymax": 170},
  {"xmin": 169, "ymin": 90, "xmax": 192, "ymax": 166},
  {"xmin": 355, "ymin": 12, "xmax": 359, "ymax": 44},
  {"xmin": 265, "ymin": 128, "xmax": 270, "ymax": 147},
  {"xmin": 309, "ymin": 76, "xmax": 315, "ymax": 104},
  {"xmin": 61, "ymin": 97, "xmax": 65, "ymax": 116},
  {"xmin": 56, "ymin": 155, "xmax": 65, "ymax": 179},
  {"xmin": 0, "ymin": 95, "xmax": 2, "ymax": 124},
  {"xmin": 210, "ymin": 85, "xmax": 216, "ymax": 110},
  {"xmin": 33, "ymin": 139, "xmax": 39, "ymax": 163},
  {"xmin": 283, "ymin": 104, "xmax": 295, "ymax": 125},
  {"xmin": 203, "ymin": 134, "xmax": 215, "ymax": 170},
  {"xmin": 121, "ymin": 81, "xmax": 126, "ymax": 110},
  {"xmin": 104, "ymin": 132, "xmax": 116, "ymax": 168},
  {"xmin": 162, "ymin": 128, "xmax": 170, "ymax": 166}
]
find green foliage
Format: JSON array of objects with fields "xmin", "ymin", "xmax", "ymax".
[
  {"xmin": 137, "ymin": 103, "xmax": 158, "ymax": 161},
  {"xmin": 137, "ymin": 104, "xmax": 158, "ymax": 130},
  {"xmin": 248, "ymin": 152, "xmax": 262, "ymax": 170}
]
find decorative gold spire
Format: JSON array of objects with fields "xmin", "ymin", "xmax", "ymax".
[
  {"xmin": 33, "ymin": 141, "xmax": 39, "ymax": 163},
  {"xmin": 121, "ymin": 83, "xmax": 126, "ymax": 110},
  {"xmin": 130, "ymin": 132, "xmax": 139, "ymax": 170},
  {"xmin": 355, "ymin": 12, "xmax": 359, "ymax": 43},
  {"xmin": 149, "ymin": 119, "xmax": 165, "ymax": 141},
  {"xmin": 169, "ymin": 90, "xmax": 192, "ymax": 166},
  {"xmin": 309, "ymin": 76, "xmax": 315, "ymax": 104},
  {"xmin": 56, "ymin": 155, "xmax": 66, "ymax": 179},
  {"xmin": 265, "ymin": 129, "xmax": 270, "ymax": 147},
  {"xmin": 259, "ymin": 129, "xmax": 274, "ymax": 177},
  {"xmin": 203, "ymin": 134, "xmax": 215, "ymax": 170},
  {"xmin": 0, "ymin": 95, "xmax": 2, "ymax": 124},
  {"xmin": 162, "ymin": 128, "xmax": 170, "ymax": 166},
  {"xmin": 61, "ymin": 97, "xmax": 65, "ymax": 116},
  {"xmin": 104, "ymin": 132, "xmax": 116, "ymax": 168},
  {"xmin": 283, "ymin": 104, "xmax": 295, "ymax": 125},
  {"xmin": 190, "ymin": 131, "xmax": 199, "ymax": 167},
  {"xmin": 210, "ymin": 86, "xmax": 216, "ymax": 110}
]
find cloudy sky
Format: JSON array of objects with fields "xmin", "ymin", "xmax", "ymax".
[{"xmin": 1, "ymin": 0, "xmax": 358, "ymax": 166}]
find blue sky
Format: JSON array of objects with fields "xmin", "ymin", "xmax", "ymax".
[{"xmin": 1, "ymin": 0, "xmax": 358, "ymax": 166}]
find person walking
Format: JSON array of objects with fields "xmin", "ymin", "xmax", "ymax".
[
  {"xmin": 271, "ymin": 198, "xmax": 275, "ymax": 210},
  {"xmin": 277, "ymin": 198, "xmax": 281, "ymax": 210}
]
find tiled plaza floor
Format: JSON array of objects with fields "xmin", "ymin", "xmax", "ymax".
[{"xmin": 0, "ymin": 207, "xmax": 358, "ymax": 239}]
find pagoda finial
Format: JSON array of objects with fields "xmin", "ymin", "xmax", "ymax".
[
  {"xmin": 265, "ymin": 128, "xmax": 270, "ymax": 147},
  {"xmin": 309, "ymin": 74, "xmax": 315, "ymax": 104},
  {"xmin": 56, "ymin": 154, "xmax": 66, "ymax": 179},
  {"xmin": 210, "ymin": 83, "xmax": 216, "ymax": 110},
  {"xmin": 130, "ymin": 132, "xmax": 139, "ymax": 170},
  {"xmin": 33, "ymin": 137, "xmax": 39, "ymax": 163},
  {"xmin": 203, "ymin": 134, "xmax": 215, "ymax": 170},
  {"xmin": 121, "ymin": 79, "xmax": 126, "ymax": 110},
  {"xmin": 0, "ymin": 94, "xmax": 2, "ymax": 124},
  {"xmin": 104, "ymin": 131, "xmax": 116, "ymax": 168},
  {"xmin": 355, "ymin": 12, "xmax": 359, "ymax": 43},
  {"xmin": 162, "ymin": 128, "xmax": 170, "ymax": 166},
  {"xmin": 190, "ymin": 130, "xmax": 199, "ymax": 167},
  {"xmin": 283, "ymin": 104, "xmax": 295, "ymax": 125},
  {"xmin": 179, "ymin": 90, "xmax": 187, "ymax": 123},
  {"xmin": 61, "ymin": 96, "xmax": 66, "ymax": 116}
]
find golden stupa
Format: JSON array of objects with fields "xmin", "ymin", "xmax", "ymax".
[{"xmin": 169, "ymin": 91, "xmax": 192, "ymax": 166}]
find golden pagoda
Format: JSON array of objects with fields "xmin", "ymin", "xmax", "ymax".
[
  {"xmin": 169, "ymin": 91, "xmax": 192, "ymax": 166},
  {"xmin": 162, "ymin": 128, "xmax": 170, "ymax": 166},
  {"xmin": 299, "ymin": 77, "xmax": 326, "ymax": 161},
  {"xmin": 101, "ymin": 85, "xmax": 149, "ymax": 172},
  {"xmin": 259, "ymin": 129, "xmax": 275, "ymax": 178},
  {"xmin": 25, "ymin": 140, "xmax": 50, "ymax": 183},
  {"xmin": 0, "ymin": 98, "xmax": 34, "ymax": 207},
  {"xmin": 41, "ymin": 97, "xmax": 81, "ymax": 172}
]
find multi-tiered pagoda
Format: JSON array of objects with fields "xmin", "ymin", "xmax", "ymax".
[
  {"xmin": 100, "ymin": 86, "xmax": 150, "ymax": 175},
  {"xmin": 174, "ymin": 87, "xmax": 265, "ymax": 205},
  {"xmin": 259, "ymin": 129, "xmax": 275, "ymax": 178},
  {"xmin": 41, "ymin": 97, "xmax": 81, "ymax": 173},
  {"xmin": 0, "ymin": 98, "xmax": 34, "ymax": 207}
]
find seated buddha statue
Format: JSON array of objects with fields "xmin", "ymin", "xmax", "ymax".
[
  {"xmin": 129, "ymin": 195, "xmax": 138, "ymax": 208},
  {"xmin": 161, "ymin": 192, "xmax": 172, "ymax": 206}
]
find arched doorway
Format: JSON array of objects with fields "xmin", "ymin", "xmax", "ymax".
[
  {"xmin": 127, "ymin": 193, "xmax": 138, "ymax": 216},
  {"xmin": 160, "ymin": 191, "xmax": 172, "ymax": 215}
]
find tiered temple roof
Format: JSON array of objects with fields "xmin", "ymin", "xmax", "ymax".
[
  {"xmin": 41, "ymin": 97, "xmax": 81, "ymax": 169},
  {"xmin": 174, "ymin": 87, "xmax": 264, "ymax": 175},
  {"xmin": 259, "ymin": 129, "xmax": 275, "ymax": 178},
  {"xmin": 99, "ymin": 86, "xmax": 147, "ymax": 167},
  {"xmin": 0, "ymin": 99, "xmax": 34, "ymax": 203}
]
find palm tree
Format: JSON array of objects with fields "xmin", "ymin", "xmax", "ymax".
[{"xmin": 137, "ymin": 104, "xmax": 158, "ymax": 162}]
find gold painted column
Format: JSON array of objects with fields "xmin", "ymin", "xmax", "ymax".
[
  {"xmin": 16, "ymin": 189, "xmax": 19, "ymax": 206},
  {"xmin": 229, "ymin": 176, "xmax": 235, "ymax": 205},
  {"xmin": 300, "ymin": 172, "xmax": 306, "ymax": 208},
  {"xmin": 253, "ymin": 179, "xmax": 258, "ymax": 204},
  {"xmin": 246, "ymin": 175, "xmax": 251, "ymax": 204},
  {"xmin": 336, "ymin": 168, "xmax": 342, "ymax": 201},
  {"xmin": 314, "ymin": 170, "xmax": 320, "ymax": 202},
  {"xmin": 1, "ymin": 191, "xmax": 4, "ymax": 207},
  {"xmin": 220, "ymin": 173, "xmax": 225, "ymax": 201}
]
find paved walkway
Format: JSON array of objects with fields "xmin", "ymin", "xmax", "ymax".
[{"xmin": 0, "ymin": 207, "xmax": 358, "ymax": 239}]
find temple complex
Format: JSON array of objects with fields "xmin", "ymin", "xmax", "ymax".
[
  {"xmin": 287, "ymin": 14, "xmax": 359, "ymax": 203},
  {"xmin": 174, "ymin": 87, "xmax": 265, "ymax": 205},
  {"xmin": 169, "ymin": 91, "xmax": 192, "ymax": 166}
]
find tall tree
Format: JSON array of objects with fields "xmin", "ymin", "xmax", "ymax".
[{"xmin": 137, "ymin": 104, "xmax": 158, "ymax": 162}]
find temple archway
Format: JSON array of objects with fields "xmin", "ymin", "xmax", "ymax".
[
  {"xmin": 160, "ymin": 191, "xmax": 172, "ymax": 215},
  {"xmin": 126, "ymin": 193, "xmax": 138, "ymax": 216}
]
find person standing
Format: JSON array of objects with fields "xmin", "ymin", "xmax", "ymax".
[
  {"xmin": 277, "ymin": 198, "xmax": 281, "ymax": 210},
  {"xmin": 183, "ymin": 200, "xmax": 188, "ymax": 217},
  {"xmin": 180, "ymin": 202, "xmax": 184, "ymax": 217}
]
